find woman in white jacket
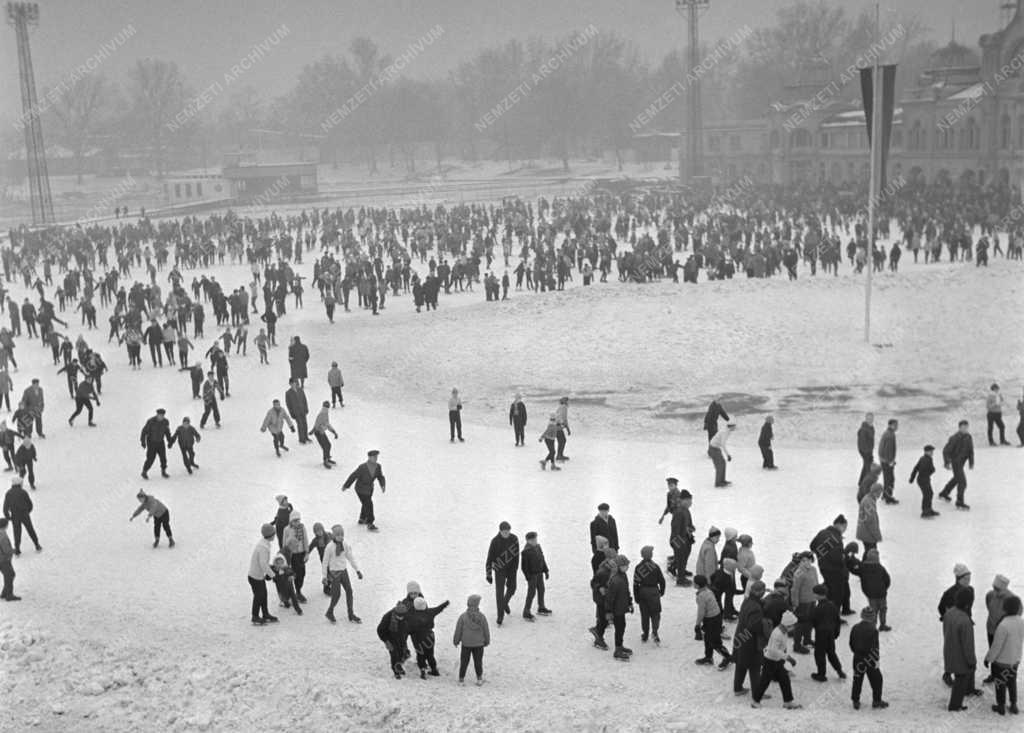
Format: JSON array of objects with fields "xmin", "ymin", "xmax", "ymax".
[
  {"xmin": 323, "ymin": 524, "xmax": 363, "ymax": 624},
  {"xmin": 985, "ymin": 595, "xmax": 1023, "ymax": 715}
]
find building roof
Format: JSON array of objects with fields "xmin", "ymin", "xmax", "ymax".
[{"xmin": 222, "ymin": 162, "xmax": 316, "ymax": 179}]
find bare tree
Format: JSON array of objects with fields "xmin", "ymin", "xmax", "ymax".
[
  {"xmin": 127, "ymin": 58, "xmax": 191, "ymax": 178},
  {"xmin": 49, "ymin": 74, "xmax": 107, "ymax": 184}
]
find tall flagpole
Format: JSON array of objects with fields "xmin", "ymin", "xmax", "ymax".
[{"xmin": 865, "ymin": 3, "xmax": 882, "ymax": 343}]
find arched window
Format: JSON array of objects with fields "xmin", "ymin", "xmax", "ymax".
[{"xmin": 1002, "ymin": 114, "xmax": 1012, "ymax": 149}]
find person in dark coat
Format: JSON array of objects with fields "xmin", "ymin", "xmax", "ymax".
[
  {"xmin": 67, "ymin": 378, "xmax": 99, "ymax": 427},
  {"xmin": 509, "ymin": 393, "xmax": 527, "ymax": 446},
  {"xmin": 168, "ymin": 417, "xmax": 201, "ymax": 474},
  {"xmin": 762, "ymin": 579, "xmax": 790, "ymax": 628},
  {"xmin": 733, "ymin": 580, "xmax": 769, "ymax": 695},
  {"xmin": 810, "ymin": 583, "xmax": 845, "ymax": 681},
  {"xmin": 284, "ymin": 379, "xmax": 310, "ymax": 444},
  {"xmin": 849, "ymin": 607, "xmax": 887, "ymax": 709},
  {"xmin": 485, "ymin": 521, "xmax": 519, "ymax": 625},
  {"xmin": 520, "ymin": 531, "xmax": 551, "ymax": 620},
  {"xmin": 669, "ymin": 491, "xmax": 695, "ymax": 586},
  {"xmin": 909, "ymin": 444, "xmax": 939, "ymax": 518},
  {"xmin": 341, "ymin": 450, "xmax": 385, "ymax": 531},
  {"xmin": 758, "ymin": 416, "xmax": 777, "ymax": 469},
  {"xmin": 2, "ymin": 476, "xmax": 40, "ymax": 554},
  {"xmin": 704, "ymin": 397, "xmax": 729, "ymax": 443},
  {"xmin": 852, "ymin": 548, "xmax": 892, "ymax": 630},
  {"xmin": 944, "ymin": 587, "xmax": 978, "ymax": 711},
  {"xmin": 407, "ymin": 597, "xmax": 450, "ymax": 678},
  {"xmin": 939, "ymin": 420, "xmax": 975, "ymax": 509},
  {"xmin": 589, "ymin": 503, "xmax": 619, "ymax": 552},
  {"xmin": 377, "ymin": 602, "xmax": 411, "ymax": 679},
  {"xmin": 139, "ymin": 408, "xmax": 172, "ymax": 479},
  {"xmin": 856, "ymin": 413, "xmax": 875, "ymax": 486},
  {"xmin": 938, "ymin": 564, "xmax": 976, "ymax": 688},
  {"xmin": 270, "ymin": 494, "xmax": 293, "ymax": 549},
  {"xmin": 287, "ymin": 336, "xmax": 309, "ymax": 387},
  {"xmin": 589, "ymin": 550, "xmax": 617, "ymax": 650},
  {"xmin": 810, "ymin": 515, "xmax": 849, "ymax": 610},
  {"xmin": 633, "ymin": 545, "xmax": 666, "ymax": 643},
  {"xmin": 605, "ymin": 555, "xmax": 634, "ymax": 660},
  {"xmin": 0, "ymin": 518, "xmax": 18, "ymax": 601},
  {"xmin": 877, "ymin": 419, "xmax": 899, "ymax": 505}
]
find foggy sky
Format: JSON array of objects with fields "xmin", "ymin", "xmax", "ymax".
[{"xmin": 0, "ymin": 0, "xmax": 1000, "ymax": 127}]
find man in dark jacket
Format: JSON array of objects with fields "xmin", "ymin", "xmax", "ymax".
[
  {"xmin": 733, "ymin": 580, "xmax": 769, "ymax": 695},
  {"xmin": 287, "ymin": 336, "xmax": 309, "ymax": 387},
  {"xmin": 810, "ymin": 515, "xmax": 849, "ymax": 610},
  {"xmin": 485, "ymin": 521, "xmax": 519, "ymax": 625},
  {"xmin": 589, "ymin": 503, "xmax": 619, "ymax": 552},
  {"xmin": 67, "ymin": 378, "xmax": 99, "ymax": 427},
  {"xmin": 938, "ymin": 564, "xmax": 976, "ymax": 688},
  {"xmin": 604, "ymin": 555, "xmax": 633, "ymax": 660},
  {"xmin": 376, "ymin": 602, "xmax": 411, "ymax": 679},
  {"xmin": 633, "ymin": 545, "xmax": 666, "ymax": 643},
  {"xmin": 910, "ymin": 444, "xmax": 938, "ymax": 518},
  {"xmin": 762, "ymin": 579, "xmax": 791, "ymax": 628},
  {"xmin": 520, "ymin": 531, "xmax": 551, "ymax": 620},
  {"xmin": 285, "ymin": 379, "xmax": 310, "ymax": 444},
  {"xmin": 810, "ymin": 584, "xmax": 845, "ymax": 681},
  {"xmin": 704, "ymin": 397, "xmax": 729, "ymax": 443},
  {"xmin": 139, "ymin": 408, "xmax": 172, "ymax": 479},
  {"xmin": 341, "ymin": 450, "xmax": 386, "ymax": 531},
  {"xmin": 144, "ymin": 320, "xmax": 164, "ymax": 366},
  {"xmin": 939, "ymin": 420, "xmax": 975, "ymax": 509},
  {"xmin": 669, "ymin": 492, "xmax": 695, "ymax": 586},
  {"xmin": 758, "ymin": 416, "xmax": 777, "ymax": 469},
  {"xmin": 849, "ymin": 607, "xmax": 886, "ymax": 709},
  {"xmin": 944, "ymin": 587, "xmax": 978, "ymax": 711},
  {"xmin": 877, "ymin": 419, "xmax": 898, "ymax": 504},
  {"xmin": 2, "ymin": 476, "xmax": 40, "ymax": 554},
  {"xmin": 856, "ymin": 413, "xmax": 875, "ymax": 485},
  {"xmin": 509, "ymin": 394, "xmax": 527, "ymax": 446}
]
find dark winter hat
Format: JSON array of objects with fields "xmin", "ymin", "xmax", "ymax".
[
  {"xmin": 861, "ymin": 607, "xmax": 877, "ymax": 621},
  {"xmin": 614, "ymin": 554, "xmax": 630, "ymax": 567},
  {"xmin": 525, "ymin": 531, "xmax": 537, "ymax": 540},
  {"xmin": 666, "ymin": 477, "xmax": 678, "ymax": 485},
  {"xmin": 679, "ymin": 490, "xmax": 692, "ymax": 499},
  {"xmin": 498, "ymin": 521, "xmax": 511, "ymax": 531},
  {"xmin": 708, "ymin": 526, "xmax": 721, "ymax": 537},
  {"xmin": 322, "ymin": 401, "xmax": 330, "ymax": 408},
  {"xmin": 800, "ymin": 550, "xmax": 815, "ymax": 561},
  {"xmin": 738, "ymin": 534, "xmax": 753, "ymax": 546},
  {"xmin": 640, "ymin": 545, "xmax": 654, "ymax": 559},
  {"xmin": 156, "ymin": 408, "xmax": 166, "ymax": 414},
  {"xmin": 923, "ymin": 444, "xmax": 935, "ymax": 452},
  {"xmin": 136, "ymin": 489, "xmax": 146, "ymax": 499},
  {"xmin": 844, "ymin": 542, "xmax": 859, "ymax": 554},
  {"xmin": 367, "ymin": 450, "xmax": 380, "ymax": 457},
  {"xmin": 597, "ymin": 503, "xmax": 610, "ymax": 511},
  {"xmin": 833, "ymin": 514, "xmax": 847, "ymax": 526},
  {"xmin": 773, "ymin": 579, "xmax": 788, "ymax": 589},
  {"xmin": 749, "ymin": 580, "xmax": 766, "ymax": 597},
  {"xmin": 260, "ymin": 523, "xmax": 275, "ymax": 539},
  {"xmin": 394, "ymin": 602, "xmax": 409, "ymax": 616},
  {"xmin": 693, "ymin": 574, "xmax": 708, "ymax": 588},
  {"xmin": 812, "ymin": 584, "xmax": 828, "ymax": 596}
]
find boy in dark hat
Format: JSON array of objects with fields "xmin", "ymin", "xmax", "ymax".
[
  {"xmin": 810, "ymin": 583, "xmax": 845, "ymax": 681},
  {"xmin": 520, "ymin": 531, "xmax": 551, "ymax": 620},
  {"xmin": 342, "ymin": 450, "xmax": 386, "ymax": 531},
  {"xmin": 854, "ymin": 548, "xmax": 892, "ymax": 631},
  {"xmin": 633, "ymin": 545, "xmax": 666, "ymax": 643},
  {"xmin": 659, "ymin": 477, "xmax": 681, "ymax": 524},
  {"xmin": 669, "ymin": 488, "xmax": 695, "ymax": 585},
  {"xmin": 909, "ymin": 444, "xmax": 938, "ymax": 518},
  {"xmin": 589, "ymin": 503, "xmax": 618, "ymax": 552},
  {"xmin": 377, "ymin": 601, "xmax": 411, "ymax": 678},
  {"xmin": 849, "ymin": 606, "xmax": 887, "ymax": 709}
]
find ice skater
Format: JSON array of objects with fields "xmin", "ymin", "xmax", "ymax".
[
  {"xmin": 130, "ymin": 489, "xmax": 174, "ymax": 548},
  {"xmin": 168, "ymin": 416, "xmax": 201, "ymax": 473}
]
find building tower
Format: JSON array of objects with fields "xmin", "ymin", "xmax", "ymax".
[{"xmin": 7, "ymin": 2, "xmax": 54, "ymax": 225}]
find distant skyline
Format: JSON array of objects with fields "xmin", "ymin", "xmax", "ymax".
[{"xmin": 0, "ymin": 0, "xmax": 1004, "ymax": 127}]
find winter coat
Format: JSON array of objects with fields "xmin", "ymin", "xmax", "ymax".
[
  {"xmin": 520, "ymin": 543, "xmax": 549, "ymax": 577},
  {"xmin": 327, "ymin": 367, "xmax": 344, "ymax": 388},
  {"xmin": 604, "ymin": 571, "xmax": 633, "ymax": 616},
  {"xmin": 591, "ymin": 561, "xmax": 613, "ymax": 604},
  {"xmin": 260, "ymin": 406, "xmax": 294, "ymax": 434},
  {"xmin": 877, "ymin": 428, "xmax": 896, "ymax": 464},
  {"xmin": 139, "ymin": 415, "xmax": 171, "ymax": 447},
  {"xmin": 453, "ymin": 608, "xmax": 490, "ymax": 647},
  {"xmin": 670, "ymin": 506, "xmax": 695, "ymax": 546},
  {"xmin": 735, "ymin": 595, "xmax": 769, "ymax": 650},
  {"xmin": 632, "ymin": 560, "xmax": 665, "ymax": 613},
  {"xmin": 312, "ymin": 408, "xmax": 334, "ymax": 435},
  {"xmin": 21, "ymin": 385, "xmax": 44, "ymax": 413},
  {"xmin": 762, "ymin": 590, "xmax": 790, "ymax": 627},
  {"xmin": 13, "ymin": 443, "xmax": 35, "ymax": 468},
  {"xmin": 849, "ymin": 620, "xmax": 880, "ymax": 665},
  {"xmin": 377, "ymin": 609, "xmax": 409, "ymax": 646},
  {"xmin": 695, "ymin": 539, "xmax": 718, "ymax": 579},
  {"xmin": 985, "ymin": 614, "xmax": 1024, "ymax": 666},
  {"xmin": 589, "ymin": 515, "xmax": 619, "ymax": 552},
  {"xmin": 942, "ymin": 606, "xmax": 977, "ymax": 674},
  {"xmin": 942, "ymin": 432, "xmax": 975, "ymax": 467},
  {"xmin": 0, "ymin": 530, "xmax": 13, "ymax": 565},
  {"xmin": 407, "ymin": 601, "xmax": 450, "ymax": 642},
  {"xmin": 790, "ymin": 565, "xmax": 820, "ymax": 607},
  {"xmin": 3, "ymin": 485, "xmax": 33, "ymax": 518},
  {"xmin": 855, "ymin": 559, "xmax": 891, "ymax": 599},
  {"xmin": 857, "ymin": 421, "xmax": 874, "ymax": 454},
  {"xmin": 985, "ymin": 588, "xmax": 1017, "ymax": 636},
  {"xmin": 758, "ymin": 421, "xmax": 773, "ymax": 447},
  {"xmin": 764, "ymin": 625, "xmax": 790, "ymax": 662},
  {"xmin": 509, "ymin": 400, "xmax": 527, "ymax": 427},
  {"xmin": 485, "ymin": 532, "xmax": 519, "ymax": 575},
  {"xmin": 704, "ymin": 401, "xmax": 729, "ymax": 432},
  {"xmin": 284, "ymin": 387, "xmax": 308, "ymax": 418},
  {"xmin": 939, "ymin": 583, "xmax": 974, "ymax": 620},
  {"xmin": 168, "ymin": 425, "xmax": 200, "ymax": 450},
  {"xmin": 909, "ymin": 454, "xmax": 935, "ymax": 484},
  {"xmin": 281, "ymin": 523, "xmax": 309, "ymax": 557},
  {"xmin": 132, "ymin": 495, "xmax": 167, "ymax": 520},
  {"xmin": 342, "ymin": 461, "xmax": 385, "ymax": 496},
  {"xmin": 288, "ymin": 342, "xmax": 309, "ymax": 380},
  {"xmin": 737, "ymin": 546, "xmax": 757, "ymax": 579},
  {"xmin": 248, "ymin": 538, "xmax": 272, "ymax": 580},
  {"xmin": 856, "ymin": 493, "xmax": 882, "ymax": 544},
  {"xmin": 809, "ymin": 598, "xmax": 841, "ymax": 638},
  {"xmin": 695, "ymin": 586, "xmax": 721, "ymax": 624},
  {"xmin": 810, "ymin": 526, "xmax": 846, "ymax": 577}
]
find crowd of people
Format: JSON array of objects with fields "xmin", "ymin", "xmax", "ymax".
[{"xmin": 0, "ymin": 179, "xmax": 1021, "ymax": 715}]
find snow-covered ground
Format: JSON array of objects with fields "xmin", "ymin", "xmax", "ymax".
[{"xmin": 0, "ymin": 249, "xmax": 1022, "ymax": 732}]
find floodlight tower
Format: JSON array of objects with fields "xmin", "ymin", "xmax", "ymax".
[
  {"xmin": 7, "ymin": 1, "xmax": 54, "ymax": 224},
  {"xmin": 675, "ymin": 0, "xmax": 709, "ymax": 183}
]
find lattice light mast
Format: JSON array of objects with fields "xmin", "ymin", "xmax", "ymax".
[
  {"xmin": 8, "ymin": 2, "xmax": 54, "ymax": 224},
  {"xmin": 675, "ymin": 0, "xmax": 709, "ymax": 182}
]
